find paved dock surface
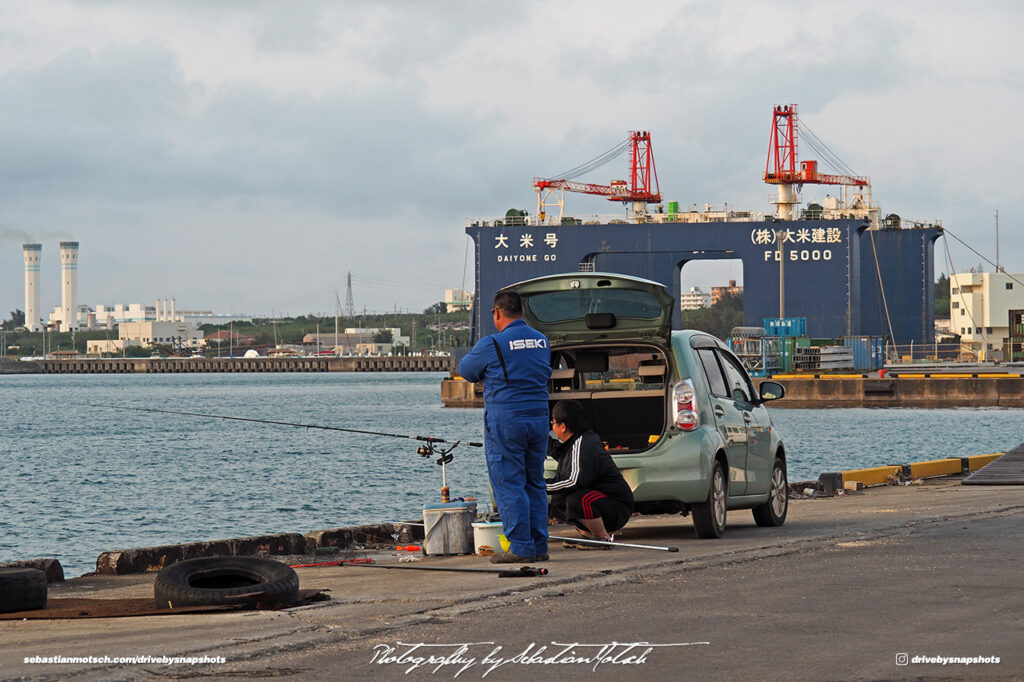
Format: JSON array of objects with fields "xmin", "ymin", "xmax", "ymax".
[{"xmin": 3, "ymin": 480, "xmax": 1023, "ymax": 681}]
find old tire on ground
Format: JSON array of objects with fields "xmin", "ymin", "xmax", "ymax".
[
  {"xmin": 752, "ymin": 457, "xmax": 788, "ymax": 527},
  {"xmin": 154, "ymin": 557, "xmax": 299, "ymax": 610},
  {"xmin": 692, "ymin": 460, "xmax": 727, "ymax": 539},
  {"xmin": 0, "ymin": 567, "xmax": 48, "ymax": 613}
]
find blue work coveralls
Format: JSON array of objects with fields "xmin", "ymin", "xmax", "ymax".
[{"xmin": 459, "ymin": 319, "xmax": 551, "ymax": 558}]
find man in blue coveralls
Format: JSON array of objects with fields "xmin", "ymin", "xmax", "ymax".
[{"xmin": 459, "ymin": 291, "xmax": 552, "ymax": 563}]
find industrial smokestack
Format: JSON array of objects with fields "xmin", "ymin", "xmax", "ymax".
[
  {"xmin": 23, "ymin": 244, "xmax": 42, "ymax": 332},
  {"xmin": 59, "ymin": 241, "xmax": 79, "ymax": 332}
]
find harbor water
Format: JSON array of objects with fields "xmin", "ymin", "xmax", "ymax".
[{"xmin": 2, "ymin": 372, "xmax": 1021, "ymax": 578}]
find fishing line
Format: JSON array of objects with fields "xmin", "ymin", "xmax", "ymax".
[{"xmin": 90, "ymin": 404, "xmax": 483, "ymax": 447}]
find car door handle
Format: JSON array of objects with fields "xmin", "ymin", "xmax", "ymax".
[
  {"xmin": 743, "ymin": 413, "xmax": 752, "ymax": 423},
  {"xmin": 714, "ymin": 406, "xmax": 725, "ymax": 417}
]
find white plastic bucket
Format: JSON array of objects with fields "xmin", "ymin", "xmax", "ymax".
[
  {"xmin": 422, "ymin": 502, "xmax": 475, "ymax": 556},
  {"xmin": 471, "ymin": 522, "xmax": 510, "ymax": 554}
]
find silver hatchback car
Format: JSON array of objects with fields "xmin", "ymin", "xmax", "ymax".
[{"xmin": 504, "ymin": 272, "xmax": 789, "ymax": 538}]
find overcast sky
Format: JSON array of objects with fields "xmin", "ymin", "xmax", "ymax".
[{"xmin": 1, "ymin": 1, "xmax": 1021, "ymax": 318}]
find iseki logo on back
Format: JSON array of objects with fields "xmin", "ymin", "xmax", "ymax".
[{"xmin": 509, "ymin": 339, "xmax": 547, "ymax": 350}]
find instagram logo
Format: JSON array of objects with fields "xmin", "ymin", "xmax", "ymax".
[{"xmin": 896, "ymin": 653, "xmax": 909, "ymax": 666}]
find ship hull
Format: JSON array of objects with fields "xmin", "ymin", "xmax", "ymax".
[{"xmin": 466, "ymin": 219, "xmax": 940, "ymax": 344}]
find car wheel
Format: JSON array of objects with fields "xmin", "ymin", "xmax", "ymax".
[
  {"xmin": 154, "ymin": 557, "xmax": 299, "ymax": 610},
  {"xmin": 692, "ymin": 461, "xmax": 727, "ymax": 538},
  {"xmin": 0, "ymin": 568, "xmax": 47, "ymax": 613},
  {"xmin": 752, "ymin": 457, "xmax": 788, "ymax": 527}
]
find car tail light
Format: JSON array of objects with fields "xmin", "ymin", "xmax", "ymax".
[{"xmin": 672, "ymin": 379, "xmax": 700, "ymax": 431}]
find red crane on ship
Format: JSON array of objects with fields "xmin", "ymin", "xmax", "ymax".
[
  {"xmin": 533, "ymin": 131, "xmax": 661, "ymax": 222},
  {"xmin": 763, "ymin": 104, "xmax": 872, "ymax": 221}
]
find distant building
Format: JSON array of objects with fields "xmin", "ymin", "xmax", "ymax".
[
  {"xmin": 179, "ymin": 311, "xmax": 253, "ymax": 325},
  {"xmin": 444, "ymin": 288, "xmax": 474, "ymax": 313},
  {"xmin": 47, "ymin": 298, "xmax": 242, "ymax": 331},
  {"xmin": 302, "ymin": 327, "xmax": 409, "ymax": 354},
  {"xmin": 204, "ymin": 329, "xmax": 256, "ymax": 347},
  {"xmin": 121, "ymin": 320, "xmax": 204, "ymax": 349},
  {"xmin": 86, "ymin": 339, "xmax": 142, "ymax": 356},
  {"xmin": 950, "ymin": 270, "xmax": 1024, "ymax": 360},
  {"xmin": 680, "ymin": 286, "xmax": 711, "ymax": 311},
  {"xmin": 933, "ymin": 318, "xmax": 957, "ymax": 342},
  {"xmin": 118, "ymin": 299, "xmax": 203, "ymax": 349},
  {"xmin": 711, "ymin": 279, "xmax": 743, "ymax": 306}
]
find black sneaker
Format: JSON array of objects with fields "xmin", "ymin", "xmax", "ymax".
[{"xmin": 489, "ymin": 551, "xmax": 535, "ymax": 564}]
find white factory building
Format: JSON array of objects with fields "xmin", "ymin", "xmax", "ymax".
[
  {"xmin": 21, "ymin": 241, "xmax": 247, "ymax": 347},
  {"xmin": 950, "ymin": 270, "xmax": 1024, "ymax": 360},
  {"xmin": 86, "ymin": 299, "xmax": 203, "ymax": 354},
  {"xmin": 302, "ymin": 327, "xmax": 410, "ymax": 355},
  {"xmin": 444, "ymin": 288, "xmax": 473, "ymax": 313}
]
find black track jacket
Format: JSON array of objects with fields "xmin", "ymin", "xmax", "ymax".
[{"xmin": 546, "ymin": 429, "xmax": 634, "ymax": 510}]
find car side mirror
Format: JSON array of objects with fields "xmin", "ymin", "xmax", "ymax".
[{"xmin": 759, "ymin": 380, "xmax": 785, "ymax": 402}]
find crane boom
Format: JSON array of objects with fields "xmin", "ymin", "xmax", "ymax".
[
  {"xmin": 533, "ymin": 131, "xmax": 661, "ymax": 221},
  {"xmin": 764, "ymin": 103, "xmax": 874, "ymax": 222}
]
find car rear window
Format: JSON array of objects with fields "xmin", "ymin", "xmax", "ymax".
[{"xmin": 527, "ymin": 289, "xmax": 664, "ymax": 323}]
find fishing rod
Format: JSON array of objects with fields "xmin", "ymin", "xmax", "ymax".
[
  {"xmin": 93, "ymin": 404, "xmax": 482, "ymax": 502},
  {"xmin": 552, "ymin": 535, "xmax": 679, "ymax": 552},
  {"xmin": 97, "ymin": 404, "xmax": 483, "ymax": 447}
]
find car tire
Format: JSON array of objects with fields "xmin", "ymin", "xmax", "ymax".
[
  {"xmin": 154, "ymin": 557, "xmax": 299, "ymax": 610},
  {"xmin": 752, "ymin": 457, "xmax": 788, "ymax": 527},
  {"xmin": 692, "ymin": 461, "xmax": 727, "ymax": 538},
  {"xmin": 0, "ymin": 567, "xmax": 47, "ymax": 613}
]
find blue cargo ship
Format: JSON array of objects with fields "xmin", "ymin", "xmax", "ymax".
[{"xmin": 465, "ymin": 213, "xmax": 940, "ymax": 346}]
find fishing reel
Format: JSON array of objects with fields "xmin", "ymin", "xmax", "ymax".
[
  {"xmin": 416, "ymin": 439, "xmax": 457, "ymax": 466},
  {"xmin": 417, "ymin": 439, "xmax": 460, "ymax": 503}
]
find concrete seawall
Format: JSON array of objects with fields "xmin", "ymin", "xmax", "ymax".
[
  {"xmin": 3, "ymin": 355, "xmax": 451, "ymax": 374},
  {"xmin": 771, "ymin": 373, "xmax": 1024, "ymax": 408},
  {"xmin": 441, "ymin": 373, "xmax": 1024, "ymax": 408},
  {"xmin": 91, "ymin": 523, "xmax": 424, "ymax": 575}
]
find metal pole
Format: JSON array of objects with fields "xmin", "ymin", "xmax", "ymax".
[
  {"xmin": 345, "ymin": 563, "xmax": 547, "ymax": 576},
  {"xmin": 551, "ymin": 535, "xmax": 679, "ymax": 552},
  {"xmin": 777, "ymin": 229, "xmax": 786, "ymax": 318}
]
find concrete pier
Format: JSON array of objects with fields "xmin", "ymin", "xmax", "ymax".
[
  {"xmin": 441, "ymin": 371, "xmax": 1024, "ymax": 408},
  {"xmin": 6, "ymin": 355, "xmax": 452, "ymax": 374},
  {"xmin": 2, "ymin": 478, "xmax": 1022, "ymax": 680}
]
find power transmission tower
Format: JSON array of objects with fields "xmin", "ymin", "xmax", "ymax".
[{"xmin": 344, "ymin": 272, "xmax": 355, "ymax": 318}]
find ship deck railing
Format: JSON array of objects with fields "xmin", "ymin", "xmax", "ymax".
[{"xmin": 466, "ymin": 210, "xmax": 767, "ymax": 228}]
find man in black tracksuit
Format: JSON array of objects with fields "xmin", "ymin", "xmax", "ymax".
[{"xmin": 546, "ymin": 400, "xmax": 633, "ymax": 546}]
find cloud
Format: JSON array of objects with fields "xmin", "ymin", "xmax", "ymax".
[{"xmin": 0, "ymin": 1, "xmax": 1021, "ymax": 315}]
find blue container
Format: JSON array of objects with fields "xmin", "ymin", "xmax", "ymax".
[
  {"xmin": 842, "ymin": 336, "xmax": 884, "ymax": 370},
  {"xmin": 763, "ymin": 317, "xmax": 807, "ymax": 337}
]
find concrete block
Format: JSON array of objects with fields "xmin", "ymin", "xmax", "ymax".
[
  {"xmin": 841, "ymin": 466, "xmax": 903, "ymax": 487},
  {"xmin": 94, "ymin": 533, "xmax": 306, "ymax": 575},
  {"xmin": 908, "ymin": 458, "xmax": 963, "ymax": 479},
  {"xmin": 0, "ymin": 558, "xmax": 64, "ymax": 583},
  {"xmin": 817, "ymin": 472, "xmax": 843, "ymax": 493},
  {"xmin": 304, "ymin": 523, "xmax": 422, "ymax": 553},
  {"xmin": 965, "ymin": 453, "xmax": 1005, "ymax": 471}
]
